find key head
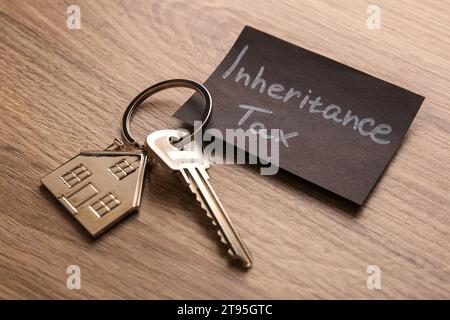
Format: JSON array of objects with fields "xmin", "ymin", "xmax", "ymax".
[{"xmin": 145, "ymin": 130, "xmax": 209, "ymax": 170}]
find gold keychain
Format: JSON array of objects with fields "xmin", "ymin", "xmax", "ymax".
[{"xmin": 41, "ymin": 79, "xmax": 212, "ymax": 237}]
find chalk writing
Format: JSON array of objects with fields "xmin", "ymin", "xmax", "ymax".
[
  {"xmin": 237, "ymin": 104, "xmax": 299, "ymax": 147},
  {"xmin": 223, "ymin": 45, "xmax": 392, "ymax": 145}
]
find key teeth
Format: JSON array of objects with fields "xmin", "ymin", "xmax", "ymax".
[
  {"xmin": 188, "ymin": 183, "xmax": 219, "ymax": 227},
  {"xmin": 227, "ymin": 248, "xmax": 236, "ymax": 258},
  {"xmin": 217, "ymin": 230, "xmax": 228, "ymax": 245},
  {"xmin": 186, "ymin": 182, "xmax": 237, "ymax": 256},
  {"xmin": 181, "ymin": 174, "xmax": 252, "ymax": 268}
]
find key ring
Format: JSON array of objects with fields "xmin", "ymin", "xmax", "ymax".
[{"xmin": 122, "ymin": 79, "xmax": 212, "ymax": 149}]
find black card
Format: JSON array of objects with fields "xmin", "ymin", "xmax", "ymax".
[{"xmin": 175, "ymin": 26, "xmax": 424, "ymax": 205}]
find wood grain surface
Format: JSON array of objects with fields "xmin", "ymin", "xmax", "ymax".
[{"xmin": 0, "ymin": 0, "xmax": 449, "ymax": 299}]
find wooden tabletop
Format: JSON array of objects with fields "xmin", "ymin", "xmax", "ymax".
[{"xmin": 0, "ymin": 0, "xmax": 448, "ymax": 299}]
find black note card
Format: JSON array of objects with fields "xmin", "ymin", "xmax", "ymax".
[{"xmin": 175, "ymin": 26, "xmax": 424, "ymax": 205}]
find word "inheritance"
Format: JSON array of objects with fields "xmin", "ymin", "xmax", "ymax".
[{"xmin": 222, "ymin": 45, "xmax": 392, "ymax": 145}]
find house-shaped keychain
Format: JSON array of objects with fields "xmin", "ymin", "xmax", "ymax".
[{"xmin": 41, "ymin": 139, "xmax": 147, "ymax": 237}]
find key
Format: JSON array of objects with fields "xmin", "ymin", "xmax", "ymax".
[{"xmin": 146, "ymin": 129, "xmax": 253, "ymax": 269}]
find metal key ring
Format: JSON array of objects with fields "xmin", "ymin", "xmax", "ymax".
[{"xmin": 122, "ymin": 79, "xmax": 212, "ymax": 149}]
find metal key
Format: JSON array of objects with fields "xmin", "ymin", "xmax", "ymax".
[{"xmin": 146, "ymin": 129, "xmax": 253, "ymax": 269}]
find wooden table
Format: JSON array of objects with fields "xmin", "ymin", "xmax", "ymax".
[{"xmin": 0, "ymin": 0, "xmax": 448, "ymax": 299}]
